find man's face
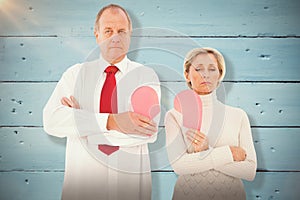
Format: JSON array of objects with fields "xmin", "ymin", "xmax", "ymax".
[{"xmin": 94, "ymin": 8, "xmax": 131, "ymax": 64}]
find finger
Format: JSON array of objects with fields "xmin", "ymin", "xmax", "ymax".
[
  {"xmin": 61, "ymin": 98, "xmax": 69, "ymax": 106},
  {"xmin": 70, "ymin": 96, "xmax": 80, "ymax": 109},
  {"xmin": 69, "ymin": 96, "xmax": 75, "ymax": 107},
  {"xmin": 193, "ymin": 133, "xmax": 205, "ymax": 143},
  {"xmin": 130, "ymin": 112, "xmax": 156, "ymax": 127},
  {"xmin": 135, "ymin": 117, "xmax": 157, "ymax": 131},
  {"xmin": 134, "ymin": 126, "xmax": 155, "ymax": 137},
  {"xmin": 188, "ymin": 130, "xmax": 206, "ymax": 141},
  {"xmin": 139, "ymin": 122, "xmax": 157, "ymax": 133},
  {"xmin": 186, "ymin": 135, "xmax": 194, "ymax": 143},
  {"xmin": 135, "ymin": 113, "xmax": 151, "ymax": 123},
  {"xmin": 196, "ymin": 131, "xmax": 207, "ymax": 139},
  {"xmin": 187, "ymin": 135, "xmax": 204, "ymax": 146},
  {"xmin": 61, "ymin": 97, "xmax": 72, "ymax": 107},
  {"xmin": 139, "ymin": 117, "xmax": 157, "ymax": 127},
  {"xmin": 185, "ymin": 130, "xmax": 195, "ymax": 138},
  {"xmin": 186, "ymin": 135, "xmax": 197, "ymax": 148},
  {"xmin": 186, "ymin": 129, "xmax": 199, "ymax": 139}
]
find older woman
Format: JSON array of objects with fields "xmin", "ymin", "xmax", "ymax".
[{"xmin": 165, "ymin": 47, "xmax": 257, "ymax": 200}]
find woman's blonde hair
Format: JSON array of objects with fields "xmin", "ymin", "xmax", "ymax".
[{"xmin": 184, "ymin": 47, "xmax": 226, "ymax": 89}]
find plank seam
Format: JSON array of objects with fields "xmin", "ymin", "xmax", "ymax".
[
  {"xmin": 1, "ymin": 81, "xmax": 300, "ymax": 83},
  {"xmin": 1, "ymin": 126, "xmax": 300, "ymax": 128},
  {"xmin": 1, "ymin": 170, "xmax": 299, "ymax": 173},
  {"xmin": 1, "ymin": 35, "xmax": 300, "ymax": 38}
]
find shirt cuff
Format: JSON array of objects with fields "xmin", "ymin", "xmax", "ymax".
[{"xmin": 95, "ymin": 113, "xmax": 110, "ymax": 132}]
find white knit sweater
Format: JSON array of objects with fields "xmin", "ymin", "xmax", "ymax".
[{"xmin": 165, "ymin": 92, "xmax": 257, "ymax": 200}]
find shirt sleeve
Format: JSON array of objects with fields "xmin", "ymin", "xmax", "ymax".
[
  {"xmin": 43, "ymin": 64, "xmax": 109, "ymax": 138},
  {"xmin": 165, "ymin": 110, "xmax": 234, "ymax": 175},
  {"xmin": 87, "ymin": 67, "xmax": 161, "ymax": 147},
  {"xmin": 215, "ymin": 111, "xmax": 257, "ymax": 181}
]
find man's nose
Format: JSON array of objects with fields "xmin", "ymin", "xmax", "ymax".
[{"xmin": 111, "ymin": 33, "xmax": 121, "ymax": 43}]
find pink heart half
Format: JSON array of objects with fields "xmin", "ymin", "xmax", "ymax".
[
  {"xmin": 131, "ymin": 86, "xmax": 160, "ymax": 119},
  {"xmin": 174, "ymin": 90, "xmax": 202, "ymax": 130}
]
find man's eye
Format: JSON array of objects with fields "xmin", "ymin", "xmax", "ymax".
[{"xmin": 119, "ymin": 30, "xmax": 127, "ymax": 35}]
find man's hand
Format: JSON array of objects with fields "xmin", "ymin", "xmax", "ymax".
[
  {"xmin": 186, "ymin": 129, "xmax": 209, "ymax": 153},
  {"xmin": 230, "ymin": 146, "xmax": 247, "ymax": 161},
  {"xmin": 61, "ymin": 96, "xmax": 157, "ymax": 137},
  {"xmin": 61, "ymin": 96, "xmax": 80, "ymax": 109},
  {"xmin": 107, "ymin": 112, "xmax": 157, "ymax": 137}
]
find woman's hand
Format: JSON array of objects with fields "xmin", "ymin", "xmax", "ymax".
[
  {"xmin": 186, "ymin": 129, "xmax": 209, "ymax": 153},
  {"xmin": 230, "ymin": 146, "xmax": 247, "ymax": 161}
]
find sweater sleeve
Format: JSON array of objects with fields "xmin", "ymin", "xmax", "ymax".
[
  {"xmin": 215, "ymin": 110, "xmax": 257, "ymax": 181},
  {"xmin": 165, "ymin": 110, "xmax": 234, "ymax": 175}
]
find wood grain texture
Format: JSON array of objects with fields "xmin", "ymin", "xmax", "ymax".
[
  {"xmin": 1, "ymin": 37, "xmax": 300, "ymax": 81},
  {"xmin": 0, "ymin": 171, "xmax": 64, "ymax": 200},
  {"xmin": 0, "ymin": 0, "xmax": 299, "ymax": 199},
  {"xmin": 0, "ymin": 82, "xmax": 298, "ymax": 126},
  {"xmin": 0, "ymin": 171, "xmax": 299, "ymax": 200},
  {"xmin": 1, "ymin": 127, "xmax": 299, "ymax": 171},
  {"xmin": 0, "ymin": 0, "xmax": 299, "ymax": 36}
]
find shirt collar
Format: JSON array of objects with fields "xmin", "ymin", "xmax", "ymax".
[{"xmin": 99, "ymin": 55, "xmax": 128, "ymax": 74}]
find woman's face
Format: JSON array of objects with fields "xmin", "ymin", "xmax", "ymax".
[{"xmin": 185, "ymin": 53, "xmax": 221, "ymax": 95}]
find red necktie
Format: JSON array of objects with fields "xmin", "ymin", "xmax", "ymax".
[{"xmin": 98, "ymin": 65, "xmax": 120, "ymax": 155}]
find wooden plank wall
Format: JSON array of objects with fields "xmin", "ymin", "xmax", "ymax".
[{"xmin": 1, "ymin": 0, "xmax": 299, "ymax": 199}]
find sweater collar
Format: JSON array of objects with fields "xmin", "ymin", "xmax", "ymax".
[{"xmin": 198, "ymin": 91, "xmax": 217, "ymax": 107}]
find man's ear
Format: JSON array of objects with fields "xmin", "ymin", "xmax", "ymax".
[{"xmin": 94, "ymin": 29, "xmax": 100, "ymax": 44}]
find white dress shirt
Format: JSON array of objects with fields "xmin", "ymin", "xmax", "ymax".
[{"xmin": 43, "ymin": 56, "xmax": 161, "ymax": 200}]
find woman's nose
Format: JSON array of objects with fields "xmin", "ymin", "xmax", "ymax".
[{"xmin": 200, "ymin": 71, "xmax": 208, "ymax": 78}]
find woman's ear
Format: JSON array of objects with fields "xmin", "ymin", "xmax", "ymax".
[{"xmin": 184, "ymin": 71, "xmax": 190, "ymax": 82}]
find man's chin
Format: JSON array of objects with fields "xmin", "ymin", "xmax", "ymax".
[{"xmin": 108, "ymin": 55, "xmax": 126, "ymax": 64}]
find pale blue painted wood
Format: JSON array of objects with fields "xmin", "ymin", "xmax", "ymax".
[
  {"xmin": 161, "ymin": 82, "xmax": 300, "ymax": 126},
  {"xmin": 0, "ymin": 127, "xmax": 66, "ymax": 171},
  {"xmin": 0, "ymin": 172, "xmax": 64, "ymax": 200},
  {"xmin": 0, "ymin": 172, "xmax": 299, "ymax": 200},
  {"xmin": 1, "ymin": 127, "xmax": 299, "ymax": 171},
  {"xmin": 242, "ymin": 172, "xmax": 300, "ymax": 200},
  {"xmin": 0, "ymin": 0, "xmax": 299, "ymax": 36},
  {"xmin": 0, "ymin": 82, "xmax": 298, "ymax": 126},
  {"xmin": 150, "ymin": 127, "xmax": 300, "ymax": 171},
  {"xmin": 1, "ymin": 37, "xmax": 300, "ymax": 81},
  {"xmin": 0, "ymin": 83, "xmax": 55, "ymax": 126},
  {"xmin": 0, "ymin": 37, "xmax": 96, "ymax": 82},
  {"xmin": 0, "ymin": 0, "xmax": 299, "ymax": 199}
]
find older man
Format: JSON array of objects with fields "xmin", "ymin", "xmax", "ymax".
[{"xmin": 43, "ymin": 4, "xmax": 160, "ymax": 200}]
